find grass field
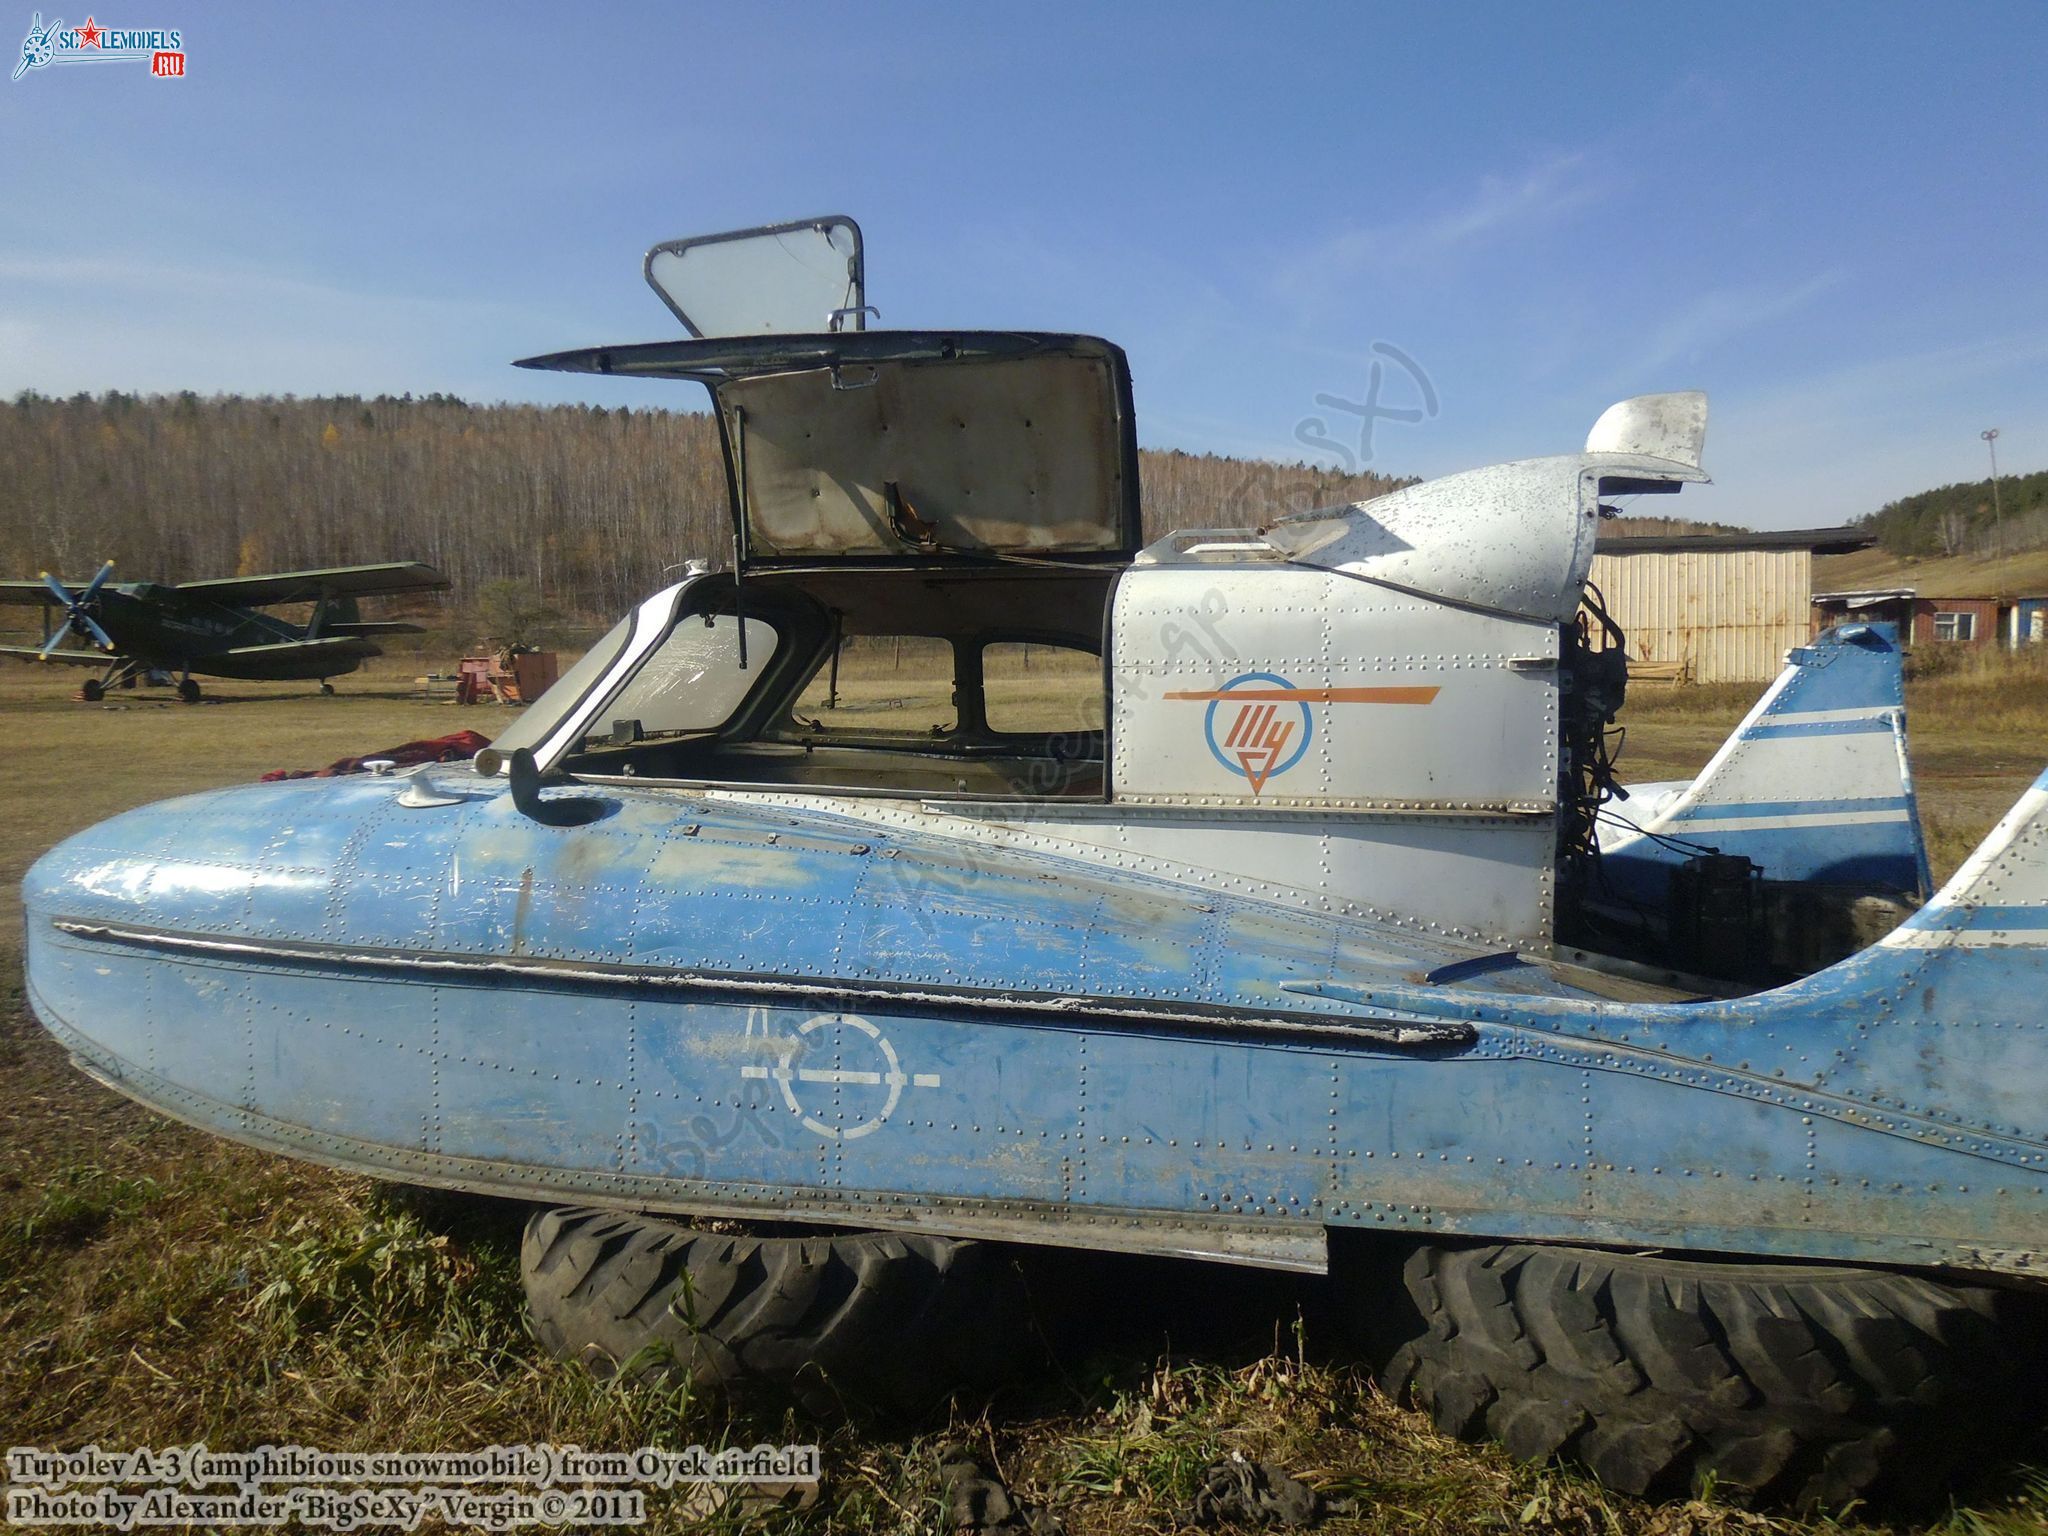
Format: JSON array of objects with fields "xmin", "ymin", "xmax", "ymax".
[
  {"xmin": 4, "ymin": 652, "xmax": 2048, "ymax": 1534},
  {"xmin": 1816, "ymin": 545, "xmax": 2048, "ymax": 604}
]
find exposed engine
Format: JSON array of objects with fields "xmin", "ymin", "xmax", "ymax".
[{"xmin": 1555, "ymin": 586, "xmax": 1630, "ymax": 934}]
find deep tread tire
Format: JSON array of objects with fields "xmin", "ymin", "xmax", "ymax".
[
  {"xmin": 521, "ymin": 1207, "xmax": 1036, "ymax": 1417},
  {"xmin": 1378, "ymin": 1242, "xmax": 2033, "ymax": 1509}
]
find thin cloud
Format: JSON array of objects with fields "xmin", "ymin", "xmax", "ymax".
[
  {"xmin": 0, "ymin": 250, "xmax": 601, "ymax": 400},
  {"xmin": 1622, "ymin": 269, "xmax": 1847, "ymax": 383},
  {"xmin": 0, "ymin": 252, "xmax": 540, "ymax": 325},
  {"xmin": 1275, "ymin": 151, "xmax": 1609, "ymax": 295},
  {"xmin": 1721, "ymin": 329, "xmax": 2048, "ymax": 442},
  {"xmin": 1684, "ymin": 327, "xmax": 2048, "ymax": 527}
]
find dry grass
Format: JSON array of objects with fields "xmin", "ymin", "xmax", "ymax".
[
  {"xmin": 4, "ymin": 654, "xmax": 2048, "ymax": 1533},
  {"xmin": 1816, "ymin": 546, "xmax": 2048, "ymax": 603}
]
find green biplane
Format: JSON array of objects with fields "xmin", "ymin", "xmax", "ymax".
[{"xmin": 0, "ymin": 561, "xmax": 449, "ymax": 702}]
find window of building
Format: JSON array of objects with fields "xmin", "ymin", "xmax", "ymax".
[
  {"xmin": 1933, "ymin": 611, "xmax": 1976, "ymax": 642},
  {"xmin": 982, "ymin": 642, "xmax": 1104, "ymax": 734}
]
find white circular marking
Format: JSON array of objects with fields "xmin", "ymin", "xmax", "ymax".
[{"xmin": 770, "ymin": 1013, "xmax": 921, "ymax": 1140}]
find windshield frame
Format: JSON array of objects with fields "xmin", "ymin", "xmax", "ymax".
[{"xmin": 485, "ymin": 580, "xmax": 691, "ymax": 774}]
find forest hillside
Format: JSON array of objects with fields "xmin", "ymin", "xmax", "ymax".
[{"xmin": 0, "ymin": 391, "xmax": 1407, "ymax": 625}]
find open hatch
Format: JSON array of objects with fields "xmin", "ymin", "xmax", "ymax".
[
  {"xmin": 509, "ymin": 255, "xmax": 1138, "ymax": 801},
  {"xmin": 643, "ymin": 215, "xmax": 867, "ymax": 337},
  {"xmin": 517, "ymin": 330, "xmax": 1141, "ymax": 565}
]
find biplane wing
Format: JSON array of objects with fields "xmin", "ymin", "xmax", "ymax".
[
  {"xmin": 319, "ymin": 620, "xmax": 428, "ymax": 637},
  {"xmin": 0, "ymin": 643, "xmax": 109, "ymax": 666},
  {"xmin": 171, "ymin": 562, "xmax": 450, "ymax": 607},
  {"xmin": 0, "ymin": 580, "xmax": 84, "ymax": 605},
  {"xmin": 215, "ymin": 636, "xmax": 384, "ymax": 661}
]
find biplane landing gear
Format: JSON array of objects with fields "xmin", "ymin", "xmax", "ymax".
[
  {"xmin": 81, "ymin": 658, "xmax": 139, "ymax": 703},
  {"xmin": 176, "ymin": 678, "xmax": 201, "ymax": 704}
]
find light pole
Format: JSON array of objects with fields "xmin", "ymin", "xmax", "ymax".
[
  {"xmin": 1982, "ymin": 428, "xmax": 2004, "ymax": 540},
  {"xmin": 1982, "ymin": 428, "xmax": 2009, "ymax": 643}
]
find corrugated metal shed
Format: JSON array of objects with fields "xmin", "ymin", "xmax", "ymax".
[
  {"xmin": 1590, "ymin": 546, "xmax": 1815, "ymax": 683},
  {"xmin": 1587, "ymin": 529, "xmax": 1868, "ymax": 683}
]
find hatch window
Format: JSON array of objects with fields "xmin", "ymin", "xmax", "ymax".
[
  {"xmin": 982, "ymin": 642, "xmax": 1104, "ymax": 735},
  {"xmin": 792, "ymin": 636, "xmax": 956, "ymax": 735}
]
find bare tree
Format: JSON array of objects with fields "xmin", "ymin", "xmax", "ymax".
[{"xmin": 0, "ymin": 392, "xmax": 1413, "ymax": 625}]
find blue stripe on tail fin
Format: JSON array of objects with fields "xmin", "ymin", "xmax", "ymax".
[
  {"xmin": 1599, "ymin": 622, "xmax": 1931, "ymax": 901},
  {"xmin": 1878, "ymin": 770, "xmax": 2048, "ymax": 949}
]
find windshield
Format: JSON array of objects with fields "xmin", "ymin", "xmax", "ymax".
[
  {"xmin": 578, "ymin": 615, "xmax": 778, "ymax": 747},
  {"xmin": 490, "ymin": 616, "xmax": 632, "ymax": 755},
  {"xmin": 483, "ymin": 583, "xmax": 686, "ymax": 768}
]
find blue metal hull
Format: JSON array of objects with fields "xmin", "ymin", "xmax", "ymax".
[{"xmin": 23, "ymin": 771, "xmax": 2048, "ymax": 1278}]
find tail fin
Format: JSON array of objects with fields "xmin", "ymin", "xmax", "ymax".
[
  {"xmin": 1599, "ymin": 621, "xmax": 1931, "ymax": 899},
  {"xmin": 1878, "ymin": 769, "xmax": 2048, "ymax": 951}
]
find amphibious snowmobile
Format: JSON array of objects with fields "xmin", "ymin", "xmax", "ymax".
[{"xmin": 23, "ymin": 220, "xmax": 2048, "ymax": 1507}]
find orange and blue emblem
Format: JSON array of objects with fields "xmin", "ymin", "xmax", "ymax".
[{"xmin": 1166, "ymin": 672, "xmax": 1440, "ymax": 794}]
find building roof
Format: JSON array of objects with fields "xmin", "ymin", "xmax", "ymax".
[
  {"xmin": 1814, "ymin": 589, "xmax": 2048, "ymax": 606},
  {"xmin": 1596, "ymin": 525, "xmax": 1873, "ymax": 555}
]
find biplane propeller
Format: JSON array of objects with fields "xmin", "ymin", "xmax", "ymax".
[
  {"xmin": 1, "ymin": 560, "xmax": 450, "ymax": 702},
  {"xmin": 36, "ymin": 560, "xmax": 119, "ymax": 657}
]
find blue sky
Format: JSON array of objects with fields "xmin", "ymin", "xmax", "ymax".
[{"xmin": 3, "ymin": 1, "xmax": 2043, "ymax": 528}]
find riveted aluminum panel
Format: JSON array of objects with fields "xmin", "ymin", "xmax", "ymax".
[
  {"xmin": 936, "ymin": 809, "xmax": 1555, "ymax": 949},
  {"xmin": 1110, "ymin": 565, "xmax": 1559, "ymax": 811},
  {"xmin": 714, "ymin": 793, "xmax": 1555, "ymax": 948},
  {"xmin": 1263, "ymin": 453, "xmax": 1697, "ymax": 624}
]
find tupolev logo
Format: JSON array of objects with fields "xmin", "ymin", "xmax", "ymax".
[{"xmin": 1167, "ymin": 671, "xmax": 1439, "ymax": 794}]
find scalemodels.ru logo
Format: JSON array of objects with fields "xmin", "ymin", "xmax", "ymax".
[{"xmin": 13, "ymin": 11, "xmax": 184, "ymax": 80}]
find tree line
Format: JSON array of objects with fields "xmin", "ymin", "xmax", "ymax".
[
  {"xmin": 1861, "ymin": 466, "xmax": 2048, "ymax": 559},
  {"xmin": 0, "ymin": 391, "xmax": 1407, "ymax": 626}
]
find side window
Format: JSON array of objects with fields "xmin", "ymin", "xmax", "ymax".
[
  {"xmin": 593, "ymin": 614, "xmax": 778, "ymax": 741},
  {"xmin": 982, "ymin": 642, "xmax": 1104, "ymax": 734},
  {"xmin": 793, "ymin": 636, "xmax": 957, "ymax": 734},
  {"xmin": 1933, "ymin": 611, "xmax": 1976, "ymax": 642}
]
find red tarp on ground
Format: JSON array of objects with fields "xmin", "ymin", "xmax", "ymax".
[{"xmin": 262, "ymin": 730, "xmax": 493, "ymax": 781}]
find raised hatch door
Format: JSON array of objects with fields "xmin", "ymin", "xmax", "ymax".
[{"xmin": 644, "ymin": 216, "xmax": 864, "ymax": 338}]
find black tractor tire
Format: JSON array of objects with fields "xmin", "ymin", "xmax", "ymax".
[
  {"xmin": 521, "ymin": 1206, "xmax": 1039, "ymax": 1418},
  {"xmin": 1378, "ymin": 1241, "xmax": 2034, "ymax": 1510}
]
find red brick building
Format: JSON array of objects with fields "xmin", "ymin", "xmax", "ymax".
[{"xmin": 1812, "ymin": 590, "xmax": 2034, "ymax": 647}]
